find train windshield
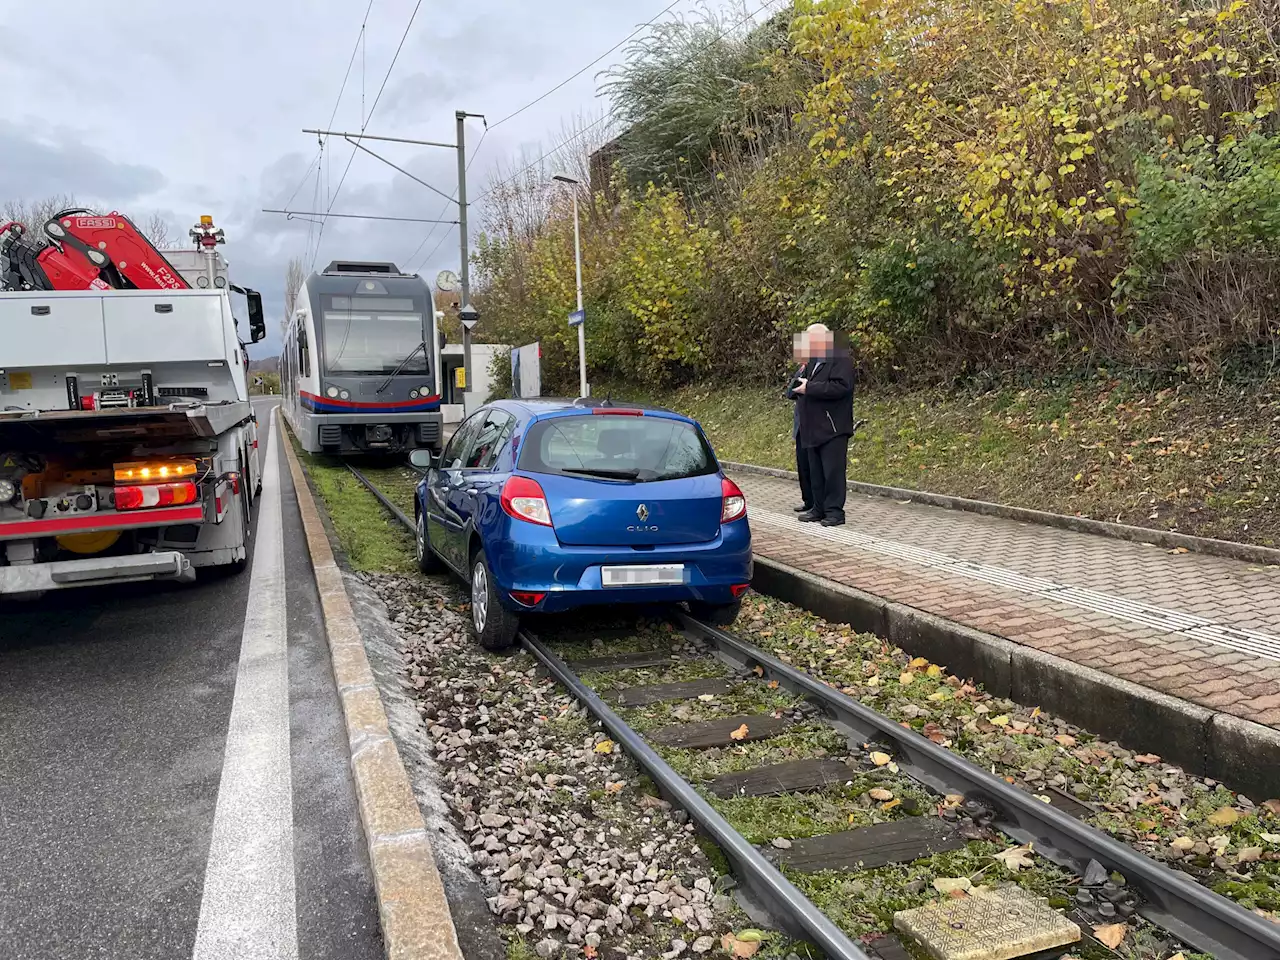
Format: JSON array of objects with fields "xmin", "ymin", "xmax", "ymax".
[{"xmin": 322, "ymin": 296, "xmax": 429, "ymax": 375}]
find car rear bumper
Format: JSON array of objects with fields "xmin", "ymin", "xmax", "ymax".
[{"xmin": 485, "ymin": 517, "xmax": 752, "ymax": 613}]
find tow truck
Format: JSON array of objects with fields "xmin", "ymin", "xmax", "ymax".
[{"xmin": 0, "ymin": 211, "xmax": 267, "ymax": 596}]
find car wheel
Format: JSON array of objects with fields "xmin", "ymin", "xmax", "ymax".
[
  {"xmin": 689, "ymin": 598, "xmax": 742, "ymax": 627},
  {"xmin": 415, "ymin": 508, "xmax": 443, "ymax": 574},
  {"xmin": 470, "ymin": 549, "xmax": 519, "ymax": 651}
]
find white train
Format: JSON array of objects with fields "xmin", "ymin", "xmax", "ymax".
[{"xmin": 280, "ymin": 260, "xmax": 444, "ymax": 455}]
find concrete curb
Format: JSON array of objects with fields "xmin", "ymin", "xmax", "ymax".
[
  {"xmin": 752, "ymin": 555, "xmax": 1280, "ymax": 801},
  {"xmin": 281, "ymin": 421, "xmax": 465, "ymax": 960},
  {"xmin": 723, "ymin": 460, "xmax": 1280, "ymax": 568}
]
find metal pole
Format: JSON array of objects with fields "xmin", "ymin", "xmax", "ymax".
[
  {"xmin": 572, "ymin": 191, "xmax": 586, "ymax": 398},
  {"xmin": 457, "ymin": 111, "xmax": 472, "ymax": 402}
]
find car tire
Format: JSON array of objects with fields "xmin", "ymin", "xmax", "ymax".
[
  {"xmin": 470, "ymin": 549, "xmax": 519, "ymax": 652},
  {"xmin": 415, "ymin": 507, "xmax": 443, "ymax": 574},
  {"xmin": 689, "ymin": 598, "xmax": 742, "ymax": 627}
]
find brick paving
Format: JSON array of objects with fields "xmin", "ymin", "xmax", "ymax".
[{"xmin": 733, "ymin": 471, "xmax": 1280, "ymax": 730}]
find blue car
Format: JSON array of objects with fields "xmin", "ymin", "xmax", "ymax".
[{"xmin": 409, "ymin": 398, "xmax": 753, "ymax": 650}]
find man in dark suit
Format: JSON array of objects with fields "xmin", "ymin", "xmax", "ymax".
[
  {"xmin": 786, "ymin": 334, "xmax": 814, "ymax": 514},
  {"xmin": 792, "ymin": 324, "xmax": 855, "ymax": 526}
]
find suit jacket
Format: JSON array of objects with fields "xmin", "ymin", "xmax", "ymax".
[{"xmin": 797, "ymin": 351, "xmax": 855, "ymax": 448}]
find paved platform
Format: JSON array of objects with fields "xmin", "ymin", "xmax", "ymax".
[{"xmin": 732, "ymin": 471, "xmax": 1280, "ymax": 730}]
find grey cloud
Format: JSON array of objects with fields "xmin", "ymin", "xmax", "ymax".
[{"xmin": 0, "ymin": 121, "xmax": 165, "ymax": 205}]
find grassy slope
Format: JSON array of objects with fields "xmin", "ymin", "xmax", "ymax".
[{"xmin": 600, "ymin": 377, "xmax": 1280, "ymax": 548}]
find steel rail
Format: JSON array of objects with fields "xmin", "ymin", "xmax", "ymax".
[
  {"xmin": 517, "ymin": 629, "xmax": 873, "ymax": 960},
  {"xmin": 678, "ymin": 612, "xmax": 1280, "ymax": 960},
  {"xmin": 345, "ymin": 465, "xmax": 1280, "ymax": 960}
]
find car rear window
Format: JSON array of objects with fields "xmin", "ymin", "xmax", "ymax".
[{"xmin": 518, "ymin": 414, "xmax": 717, "ymax": 483}]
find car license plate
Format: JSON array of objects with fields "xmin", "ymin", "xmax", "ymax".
[{"xmin": 602, "ymin": 564, "xmax": 685, "ymax": 587}]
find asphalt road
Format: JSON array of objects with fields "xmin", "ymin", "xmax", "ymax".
[{"xmin": 0, "ymin": 398, "xmax": 383, "ymax": 960}]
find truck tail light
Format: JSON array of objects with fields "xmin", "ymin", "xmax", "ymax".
[
  {"xmin": 721, "ymin": 477, "xmax": 747, "ymax": 523},
  {"xmin": 501, "ymin": 476, "xmax": 552, "ymax": 526},
  {"xmin": 115, "ymin": 481, "xmax": 198, "ymax": 511},
  {"xmin": 114, "ymin": 460, "xmax": 197, "ymax": 483}
]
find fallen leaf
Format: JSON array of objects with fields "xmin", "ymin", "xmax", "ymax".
[
  {"xmin": 1134, "ymin": 753, "xmax": 1161, "ymax": 764},
  {"xmin": 1208, "ymin": 807, "xmax": 1240, "ymax": 827},
  {"xmin": 1260, "ymin": 833, "xmax": 1280, "ymax": 844},
  {"xmin": 583, "ymin": 947, "xmax": 598, "ymax": 959},
  {"xmin": 942, "ymin": 794, "xmax": 964, "ymax": 808},
  {"xmin": 990, "ymin": 715, "xmax": 1011, "ymax": 727},
  {"xmin": 767, "ymin": 680, "xmax": 779, "ymax": 690},
  {"xmin": 992, "ymin": 844, "xmax": 1035, "ymax": 872},
  {"xmin": 909, "ymin": 657, "xmax": 929, "ymax": 668},
  {"xmin": 720, "ymin": 934, "xmax": 761, "ymax": 959},
  {"xmin": 1263, "ymin": 799, "xmax": 1280, "ymax": 816},
  {"xmin": 870, "ymin": 751, "xmax": 892, "ymax": 767},
  {"xmin": 1031, "ymin": 706, "xmax": 1042, "ymax": 718},
  {"xmin": 1208, "ymin": 835, "xmax": 1230, "ymax": 854},
  {"xmin": 605, "ymin": 781, "xmax": 624, "ymax": 794},
  {"xmin": 881, "ymin": 798, "xmax": 902, "ymax": 811},
  {"xmin": 1054, "ymin": 734, "xmax": 1078, "ymax": 747},
  {"xmin": 933, "ymin": 877, "xmax": 973, "ymax": 894},
  {"xmin": 1170, "ymin": 547, "xmax": 1189, "ymax": 555},
  {"xmin": 1170, "ymin": 836, "xmax": 1195, "ymax": 852},
  {"xmin": 594, "ymin": 740, "xmax": 614, "ymax": 754},
  {"xmin": 730, "ymin": 724, "xmax": 750, "ymax": 741},
  {"xmin": 926, "ymin": 664, "xmax": 943, "ymax": 678},
  {"xmin": 698, "ymin": 694, "xmax": 717, "ymax": 702},
  {"xmin": 868, "ymin": 788, "xmax": 894, "ymax": 801},
  {"xmin": 928, "ymin": 691, "xmax": 950, "ymax": 701},
  {"xmin": 1168, "ymin": 955, "xmax": 1185, "ymax": 960},
  {"xmin": 1092, "ymin": 923, "xmax": 1127, "ymax": 949},
  {"xmin": 899, "ymin": 672, "xmax": 915, "ymax": 686},
  {"xmin": 974, "ymin": 704, "xmax": 991, "ymax": 715},
  {"xmin": 770, "ymin": 837, "xmax": 792, "ymax": 849},
  {"xmin": 1238, "ymin": 846, "xmax": 1263, "ymax": 864}
]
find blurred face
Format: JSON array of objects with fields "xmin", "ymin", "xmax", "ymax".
[
  {"xmin": 810, "ymin": 330, "xmax": 834, "ymax": 357},
  {"xmin": 792, "ymin": 333, "xmax": 807, "ymax": 362}
]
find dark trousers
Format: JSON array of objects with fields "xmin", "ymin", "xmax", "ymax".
[
  {"xmin": 795, "ymin": 432, "xmax": 814, "ymax": 508},
  {"xmin": 806, "ymin": 436, "xmax": 849, "ymax": 520}
]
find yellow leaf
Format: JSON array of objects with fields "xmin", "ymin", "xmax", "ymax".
[
  {"xmin": 767, "ymin": 680, "xmax": 780, "ymax": 690},
  {"xmin": 909, "ymin": 657, "xmax": 929, "ymax": 668},
  {"xmin": 899, "ymin": 672, "xmax": 916, "ymax": 686},
  {"xmin": 594, "ymin": 740, "xmax": 614, "ymax": 754},
  {"xmin": 869, "ymin": 788, "xmax": 894, "ymax": 801},
  {"xmin": 881, "ymin": 798, "xmax": 902, "ymax": 811},
  {"xmin": 1208, "ymin": 807, "xmax": 1240, "ymax": 827},
  {"xmin": 605, "ymin": 781, "xmax": 624, "ymax": 794},
  {"xmin": 1092, "ymin": 923, "xmax": 1127, "ymax": 949},
  {"xmin": 1170, "ymin": 836, "xmax": 1195, "ymax": 852},
  {"xmin": 870, "ymin": 752, "xmax": 893, "ymax": 767},
  {"xmin": 730, "ymin": 724, "xmax": 750, "ymax": 741},
  {"xmin": 926, "ymin": 664, "xmax": 943, "ymax": 678},
  {"xmin": 933, "ymin": 877, "xmax": 972, "ymax": 894},
  {"xmin": 1031, "ymin": 706, "xmax": 1042, "ymax": 719},
  {"xmin": 928, "ymin": 691, "xmax": 950, "ymax": 701},
  {"xmin": 990, "ymin": 715, "xmax": 1011, "ymax": 727}
]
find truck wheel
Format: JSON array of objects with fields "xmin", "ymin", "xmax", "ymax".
[
  {"xmin": 230, "ymin": 456, "xmax": 252, "ymax": 574},
  {"xmin": 469, "ymin": 549, "xmax": 519, "ymax": 652}
]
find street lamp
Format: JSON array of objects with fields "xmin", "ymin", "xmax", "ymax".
[{"xmin": 553, "ymin": 173, "xmax": 588, "ymax": 398}]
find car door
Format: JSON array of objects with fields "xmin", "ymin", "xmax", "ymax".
[
  {"xmin": 450, "ymin": 409, "xmax": 517, "ymax": 563},
  {"xmin": 427, "ymin": 412, "xmax": 483, "ymax": 570}
]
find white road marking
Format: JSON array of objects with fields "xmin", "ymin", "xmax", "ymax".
[
  {"xmin": 193, "ymin": 407, "xmax": 297, "ymax": 959},
  {"xmin": 752, "ymin": 507, "xmax": 1280, "ymax": 663}
]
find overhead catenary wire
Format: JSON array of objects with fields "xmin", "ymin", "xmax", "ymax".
[
  {"xmin": 402, "ymin": 125, "xmax": 489, "ymax": 275},
  {"xmin": 473, "ymin": 0, "xmax": 782, "ymax": 207},
  {"xmin": 312, "ymin": 0, "xmax": 426, "ymax": 269}
]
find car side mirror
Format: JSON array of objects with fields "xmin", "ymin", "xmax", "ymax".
[{"xmin": 408, "ymin": 448, "xmax": 436, "ymax": 470}]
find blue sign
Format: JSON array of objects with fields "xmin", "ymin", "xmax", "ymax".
[{"xmin": 568, "ymin": 309, "xmax": 585, "ymax": 328}]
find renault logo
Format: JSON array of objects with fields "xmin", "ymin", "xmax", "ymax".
[{"xmin": 636, "ymin": 504, "xmax": 650, "ymax": 522}]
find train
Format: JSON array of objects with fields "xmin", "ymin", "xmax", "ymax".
[{"xmin": 280, "ymin": 260, "xmax": 445, "ymax": 456}]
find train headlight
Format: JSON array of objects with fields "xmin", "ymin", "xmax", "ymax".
[
  {"xmin": 340, "ymin": 390, "xmax": 351, "ymax": 400},
  {"xmin": 326, "ymin": 386, "xmax": 339, "ymax": 398},
  {"xmin": 0, "ymin": 478, "xmax": 16, "ymax": 503},
  {"xmin": 419, "ymin": 386, "xmax": 431, "ymax": 398},
  {"xmin": 409, "ymin": 390, "xmax": 420, "ymax": 399}
]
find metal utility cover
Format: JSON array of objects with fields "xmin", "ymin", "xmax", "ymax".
[{"xmin": 894, "ymin": 885, "xmax": 1080, "ymax": 960}]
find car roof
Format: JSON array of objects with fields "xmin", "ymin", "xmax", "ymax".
[{"xmin": 488, "ymin": 397, "xmax": 692, "ymax": 423}]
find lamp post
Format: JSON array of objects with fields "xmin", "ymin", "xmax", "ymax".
[{"xmin": 553, "ymin": 173, "xmax": 587, "ymax": 398}]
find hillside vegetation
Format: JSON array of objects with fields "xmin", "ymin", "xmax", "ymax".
[{"xmin": 476, "ymin": 0, "xmax": 1280, "ymax": 390}]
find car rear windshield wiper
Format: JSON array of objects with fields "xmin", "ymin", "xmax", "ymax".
[{"xmin": 561, "ymin": 467, "xmax": 641, "ymax": 480}]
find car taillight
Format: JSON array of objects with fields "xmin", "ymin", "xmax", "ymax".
[
  {"xmin": 510, "ymin": 591, "xmax": 546, "ymax": 607},
  {"xmin": 115, "ymin": 481, "xmax": 199, "ymax": 511},
  {"xmin": 590, "ymin": 408, "xmax": 643, "ymax": 416},
  {"xmin": 721, "ymin": 477, "xmax": 746, "ymax": 523},
  {"xmin": 501, "ymin": 475, "xmax": 552, "ymax": 526}
]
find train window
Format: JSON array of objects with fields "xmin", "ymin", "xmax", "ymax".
[
  {"xmin": 298, "ymin": 326, "xmax": 311, "ymax": 378},
  {"xmin": 465, "ymin": 411, "xmax": 515, "ymax": 470},
  {"xmin": 329, "ymin": 296, "xmax": 416, "ymax": 312}
]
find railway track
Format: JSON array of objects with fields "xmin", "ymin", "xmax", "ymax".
[{"xmin": 346, "ymin": 464, "xmax": 1280, "ymax": 960}]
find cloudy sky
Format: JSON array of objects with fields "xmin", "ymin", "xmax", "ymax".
[{"xmin": 0, "ymin": 0, "xmax": 761, "ymax": 358}]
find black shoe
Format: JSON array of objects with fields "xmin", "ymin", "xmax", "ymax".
[
  {"xmin": 793, "ymin": 504, "xmax": 813, "ymax": 513},
  {"xmin": 820, "ymin": 515, "xmax": 846, "ymax": 527},
  {"xmin": 797, "ymin": 511, "xmax": 822, "ymax": 523}
]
